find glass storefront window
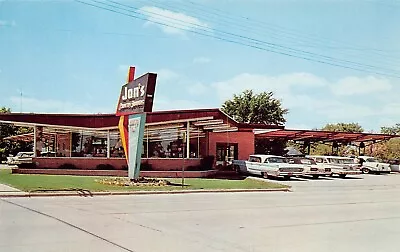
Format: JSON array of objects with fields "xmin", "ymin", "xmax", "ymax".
[{"xmin": 35, "ymin": 123, "xmax": 207, "ymax": 159}]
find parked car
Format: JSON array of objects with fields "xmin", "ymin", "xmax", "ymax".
[
  {"xmin": 388, "ymin": 159, "xmax": 399, "ymax": 172},
  {"xmin": 232, "ymin": 154, "xmax": 304, "ymax": 180},
  {"xmin": 7, "ymin": 152, "xmax": 34, "ymax": 166},
  {"xmin": 307, "ymin": 155, "xmax": 361, "ymax": 178},
  {"xmin": 357, "ymin": 156, "xmax": 391, "ymax": 174},
  {"xmin": 286, "ymin": 157, "xmax": 332, "ymax": 179}
]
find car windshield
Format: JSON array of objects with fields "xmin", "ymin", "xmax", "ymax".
[
  {"xmin": 299, "ymin": 158, "xmax": 315, "ymax": 165},
  {"xmin": 328, "ymin": 158, "xmax": 340, "ymax": 164},
  {"xmin": 266, "ymin": 157, "xmax": 286, "ymax": 163},
  {"xmin": 366, "ymin": 158, "xmax": 378, "ymax": 162},
  {"xmin": 342, "ymin": 159, "xmax": 356, "ymax": 164}
]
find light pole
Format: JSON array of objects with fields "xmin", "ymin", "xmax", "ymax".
[{"xmin": 181, "ymin": 131, "xmax": 186, "ymax": 188}]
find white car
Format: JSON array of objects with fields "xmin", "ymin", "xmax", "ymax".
[
  {"xmin": 286, "ymin": 157, "xmax": 332, "ymax": 178},
  {"xmin": 7, "ymin": 152, "xmax": 34, "ymax": 166},
  {"xmin": 232, "ymin": 154, "xmax": 304, "ymax": 180},
  {"xmin": 307, "ymin": 155, "xmax": 361, "ymax": 178},
  {"xmin": 358, "ymin": 156, "xmax": 391, "ymax": 174}
]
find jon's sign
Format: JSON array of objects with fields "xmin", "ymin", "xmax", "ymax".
[{"xmin": 116, "ymin": 73, "xmax": 157, "ymax": 116}]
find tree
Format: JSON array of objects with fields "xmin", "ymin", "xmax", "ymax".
[
  {"xmin": 381, "ymin": 124, "xmax": 400, "ymax": 135},
  {"xmin": 222, "ymin": 90, "xmax": 289, "ymax": 155},
  {"xmin": 0, "ymin": 107, "xmax": 33, "ymax": 161},
  {"xmin": 366, "ymin": 124, "xmax": 400, "ymax": 160},
  {"xmin": 221, "ymin": 90, "xmax": 288, "ymax": 125},
  {"xmin": 322, "ymin": 123, "xmax": 364, "ymax": 133},
  {"xmin": 306, "ymin": 123, "xmax": 364, "ymax": 156}
]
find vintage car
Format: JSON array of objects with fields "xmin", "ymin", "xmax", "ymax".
[
  {"xmin": 232, "ymin": 154, "xmax": 304, "ymax": 180},
  {"xmin": 357, "ymin": 156, "xmax": 391, "ymax": 174},
  {"xmin": 286, "ymin": 157, "xmax": 332, "ymax": 179},
  {"xmin": 7, "ymin": 152, "xmax": 34, "ymax": 166},
  {"xmin": 388, "ymin": 159, "xmax": 399, "ymax": 172},
  {"xmin": 307, "ymin": 155, "xmax": 361, "ymax": 178}
]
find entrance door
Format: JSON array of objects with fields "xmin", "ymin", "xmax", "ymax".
[{"xmin": 216, "ymin": 143, "xmax": 238, "ymax": 166}]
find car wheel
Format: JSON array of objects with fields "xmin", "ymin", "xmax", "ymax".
[
  {"xmin": 283, "ymin": 175, "xmax": 290, "ymax": 180},
  {"xmin": 234, "ymin": 165, "xmax": 241, "ymax": 173},
  {"xmin": 312, "ymin": 175, "xmax": 319, "ymax": 179},
  {"xmin": 261, "ymin": 172, "xmax": 269, "ymax": 179},
  {"xmin": 339, "ymin": 174, "xmax": 347, "ymax": 178},
  {"xmin": 362, "ymin": 168, "xmax": 370, "ymax": 174}
]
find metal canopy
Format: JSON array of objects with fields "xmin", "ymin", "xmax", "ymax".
[{"xmin": 255, "ymin": 129, "xmax": 398, "ymax": 143}]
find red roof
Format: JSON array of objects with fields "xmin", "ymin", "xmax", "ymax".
[
  {"xmin": 0, "ymin": 108, "xmax": 283, "ymax": 131},
  {"xmin": 255, "ymin": 129, "xmax": 398, "ymax": 143}
]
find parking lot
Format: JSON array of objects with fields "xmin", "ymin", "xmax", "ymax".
[
  {"xmin": 272, "ymin": 173, "xmax": 400, "ymax": 192},
  {"xmin": 1, "ymin": 172, "xmax": 400, "ymax": 252}
]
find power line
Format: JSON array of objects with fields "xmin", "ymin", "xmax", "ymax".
[
  {"xmin": 102, "ymin": 0, "xmax": 400, "ymax": 75},
  {"xmin": 74, "ymin": 0, "xmax": 400, "ymax": 78},
  {"xmin": 0, "ymin": 23, "xmax": 176, "ymax": 39},
  {"xmin": 104, "ymin": 0, "xmax": 400, "ymax": 76},
  {"xmin": 182, "ymin": 0, "xmax": 399, "ymax": 54},
  {"xmin": 147, "ymin": 0, "xmax": 400, "ymax": 66}
]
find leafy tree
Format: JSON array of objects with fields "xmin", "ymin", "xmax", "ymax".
[
  {"xmin": 0, "ymin": 107, "xmax": 33, "ymax": 161},
  {"xmin": 222, "ymin": 90, "xmax": 288, "ymax": 155},
  {"xmin": 222, "ymin": 90, "xmax": 288, "ymax": 125},
  {"xmin": 381, "ymin": 124, "xmax": 400, "ymax": 135},
  {"xmin": 366, "ymin": 124, "xmax": 400, "ymax": 160},
  {"xmin": 305, "ymin": 123, "xmax": 364, "ymax": 156},
  {"xmin": 322, "ymin": 123, "xmax": 364, "ymax": 133}
]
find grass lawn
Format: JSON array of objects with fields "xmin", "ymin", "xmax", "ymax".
[{"xmin": 0, "ymin": 169, "xmax": 288, "ymax": 192}]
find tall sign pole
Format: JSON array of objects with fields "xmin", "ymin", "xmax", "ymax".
[{"xmin": 116, "ymin": 66, "xmax": 157, "ymax": 180}]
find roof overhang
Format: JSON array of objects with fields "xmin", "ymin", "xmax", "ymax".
[{"xmin": 255, "ymin": 129, "xmax": 399, "ymax": 143}]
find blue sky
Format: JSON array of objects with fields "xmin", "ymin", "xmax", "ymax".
[{"xmin": 1, "ymin": 0, "xmax": 400, "ymax": 132}]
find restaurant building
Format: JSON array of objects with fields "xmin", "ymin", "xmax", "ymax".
[
  {"xmin": 1, "ymin": 67, "xmax": 397, "ymax": 177},
  {"xmin": 1, "ymin": 108, "xmax": 397, "ymax": 177},
  {"xmin": 0, "ymin": 108, "xmax": 284, "ymax": 176}
]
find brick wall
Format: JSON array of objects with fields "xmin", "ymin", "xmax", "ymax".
[{"xmin": 208, "ymin": 131, "xmax": 255, "ymax": 161}]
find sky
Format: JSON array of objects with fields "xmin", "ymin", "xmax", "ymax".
[{"xmin": 1, "ymin": 0, "xmax": 400, "ymax": 132}]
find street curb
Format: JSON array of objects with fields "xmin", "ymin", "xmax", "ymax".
[{"xmin": 0, "ymin": 188, "xmax": 291, "ymax": 198}]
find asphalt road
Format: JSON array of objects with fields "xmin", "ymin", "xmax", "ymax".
[{"xmin": 1, "ymin": 174, "xmax": 400, "ymax": 252}]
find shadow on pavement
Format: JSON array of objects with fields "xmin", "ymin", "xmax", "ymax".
[
  {"xmin": 266, "ymin": 176, "xmax": 308, "ymax": 182},
  {"xmin": 330, "ymin": 176, "xmax": 364, "ymax": 180}
]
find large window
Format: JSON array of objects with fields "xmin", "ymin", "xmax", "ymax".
[
  {"xmin": 35, "ymin": 122, "xmax": 207, "ymax": 159},
  {"xmin": 143, "ymin": 124, "xmax": 205, "ymax": 159},
  {"xmin": 70, "ymin": 131, "xmax": 108, "ymax": 157}
]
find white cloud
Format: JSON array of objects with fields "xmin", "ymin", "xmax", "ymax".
[
  {"xmin": 193, "ymin": 57, "xmax": 211, "ymax": 64},
  {"xmin": 117, "ymin": 64, "xmax": 131, "ymax": 73},
  {"xmin": 0, "ymin": 20, "xmax": 16, "ymax": 26},
  {"xmin": 211, "ymin": 72, "xmax": 327, "ymax": 101},
  {"xmin": 153, "ymin": 96, "xmax": 208, "ymax": 111},
  {"xmin": 209, "ymin": 72, "xmax": 400, "ymax": 129},
  {"xmin": 330, "ymin": 76, "xmax": 392, "ymax": 96},
  {"xmin": 381, "ymin": 102, "xmax": 400, "ymax": 116},
  {"xmin": 187, "ymin": 82, "xmax": 207, "ymax": 96},
  {"xmin": 9, "ymin": 96, "xmax": 112, "ymax": 114},
  {"xmin": 156, "ymin": 68, "xmax": 180, "ymax": 82},
  {"xmin": 139, "ymin": 6, "xmax": 209, "ymax": 35}
]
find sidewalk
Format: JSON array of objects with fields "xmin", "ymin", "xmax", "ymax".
[
  {"xmin": 0, "ymin": 185, "xmax": 290, "ymax": 198},
  {"xmin": 0, "ymin": 183, "xmax": 26, "ymax": 197}
]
